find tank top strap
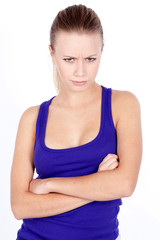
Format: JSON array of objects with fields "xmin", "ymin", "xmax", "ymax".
[
  {"xmin": 103, "ymin": 87, "xmax": 117, "ymax": 136},
  {"xmin": 35, "ymin": 96, "xmax": 55, "ymax": 142}
]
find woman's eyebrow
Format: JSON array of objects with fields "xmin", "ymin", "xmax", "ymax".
[{"xmin": 62, "ymin": 54, "xmax": 97, "ymax": 58}]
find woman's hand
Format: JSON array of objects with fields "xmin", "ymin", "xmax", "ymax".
[
  {"xmin": 29, "ymin": 178, "xmax": 51, "ymax": 194},
  {"xmin": 29, "ymin": 154, "xmax": 119, "ymax": 194},
  {"xmin": 98, "ymin": 153, "xmax": 119, "ymax": 172}
]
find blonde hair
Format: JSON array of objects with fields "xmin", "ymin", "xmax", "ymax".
[
  {"xmin": 52, "ymin": 65, "xmax": 61, "ymax": 94},
  {"xmin": 49, "ymin": 4, "xmax": 104, "ymax": 93}
]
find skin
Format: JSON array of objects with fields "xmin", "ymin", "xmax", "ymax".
[
  {"xmin": 10, "ymin": 31, "xmax": 142, "ymax": 219},
  {"xmin": 49, "ymin": 31, "xmax": 104, "ymax": 107},
  {"xmin": 29, "ymin": 154, "xmax": 119, "ymax": 195}
]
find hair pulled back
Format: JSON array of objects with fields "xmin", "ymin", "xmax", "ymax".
[{"xmin": 49, "ymin": 4, "xmax": 104, "ymax": 93}]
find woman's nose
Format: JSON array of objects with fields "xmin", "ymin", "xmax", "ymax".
[{"xmin": 74, "ymin": 60, "xmax": 86, "ymax": 77}]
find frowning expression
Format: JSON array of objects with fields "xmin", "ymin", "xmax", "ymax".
[{"xmin": 49, "ymin": 31, "xmax": 104, "ymax": 90}]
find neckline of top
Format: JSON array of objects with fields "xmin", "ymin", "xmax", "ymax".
[{"xmin": 40, "ymin": 84, "xmax": 106, "ymax": 152}]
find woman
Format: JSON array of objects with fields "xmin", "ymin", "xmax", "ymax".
[{"xmin": 10, "ymin": 4, "xmax": 142, "ymax": 240}]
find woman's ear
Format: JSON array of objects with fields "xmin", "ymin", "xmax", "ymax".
[
  {"xmin": 48, "ymin": 45, "xmax": 56, "ymax": 65},
  {"xmin": 49, "ymin": 45, "xmax": 53, "ymax": 57},
  {"xmin": 101, "ymin": 43, "xmax": 104, "ymax": 52}
]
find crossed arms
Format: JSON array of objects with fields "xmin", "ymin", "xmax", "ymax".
[{"xmin": 10, "ymin": 91, "xmax": 142, "ymax": 220}]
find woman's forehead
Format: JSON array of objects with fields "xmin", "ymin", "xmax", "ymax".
[{"xmin": 55, "ymin": 31, "xmax": 102, "ymax": 55}]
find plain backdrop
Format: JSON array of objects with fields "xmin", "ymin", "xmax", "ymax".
[{"xmin": 0, "ymin": 0, "xmax": 160, "ymax": 239}]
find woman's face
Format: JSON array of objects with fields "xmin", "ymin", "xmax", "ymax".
[{"xmin": 49, "ymin": 31, "xmax": 103, "ymax": 91}]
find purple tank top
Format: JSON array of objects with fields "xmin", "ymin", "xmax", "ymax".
[{"xmin": 17, "ymin": 85, "xmax": 122, "ymax": 240}]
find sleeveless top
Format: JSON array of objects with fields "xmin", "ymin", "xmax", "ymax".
[{"xmin": 16, "ymin": 85, "xmax": 122, "ymax": 240}]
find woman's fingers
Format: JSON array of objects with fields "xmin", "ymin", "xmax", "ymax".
[
  {"xmin": 98, "ymin": 153, "xmax": 119, "ymax": 172},
  {"xmin": 99, "ymin": 154, "xmax": 118, "ymax": 167},
  {"xmin": 104, "ymin": 154, "xmax": 118, "ymax": 161},
  {"xmin": 106, "ymin": 160, "xmax": 119, "ymax": 170}
]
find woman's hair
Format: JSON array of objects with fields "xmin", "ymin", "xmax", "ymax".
[{"xmin": 49, "ymin": 4, "xmax": 104, "ymax": 93}]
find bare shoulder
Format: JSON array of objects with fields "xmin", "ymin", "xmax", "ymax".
[
  {"xmin": 15, "ymin": 105, "xmax": 41, "ymax": 143},
  {"xmin": 19, "ymin": 105, "xmax": 40, "ymax": 127},
  {"xmin": 21, "ymin": 105, "xmax": 40, "ymax": 119},
  {"xmin": 111, "ymin": 89, "xmax": 141, "ymax": 128},
  {"xmin": 112, "ymin": 89, "xmax": 140, "ymax": 108},
  {"xmin": 13, "ymin": 105, "xmax": 41, "ymax": 165}
]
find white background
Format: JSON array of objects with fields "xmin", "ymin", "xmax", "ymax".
[{"xmin": 0, "ymin": 0, "xmax": 160, "ymax": 239}]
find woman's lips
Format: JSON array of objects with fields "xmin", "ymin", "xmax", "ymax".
[{"xmin": 71, "ymin": 81, "xmax": 87, "ymax": 86}]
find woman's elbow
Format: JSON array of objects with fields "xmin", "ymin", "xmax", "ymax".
[
  {"xmin": 11, "ymin": 202, "xmax": 23, "ymax": 220},
  {"xmin": 10, "ymin": 194, "xmax": 26, "ymax": 220},
  {"xmin": 123, "ymin": 180, "xmax": 136, "ymax": 198}
]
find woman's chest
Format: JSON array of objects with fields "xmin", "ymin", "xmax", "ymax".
[{"xmin": 45, "ymin": 103, "xmax": 101, "ymax": 149}]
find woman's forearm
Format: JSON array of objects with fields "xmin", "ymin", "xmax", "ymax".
[
  {"xmin": 12, "ymin": 191, "xmax": 93, "ymax": 220},
  {"xmin": 48, "ymin": 169, "xmax": 129, "ymax": 201}
]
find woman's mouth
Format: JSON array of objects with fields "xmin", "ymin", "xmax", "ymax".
[{"xmin": 71, "ymin": 81, "xmax": 87, "ymax": 86}]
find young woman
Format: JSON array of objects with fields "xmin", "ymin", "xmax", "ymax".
[{"xmin": 10, "ymin": 4, "xmax": 142, "ymax": 240}]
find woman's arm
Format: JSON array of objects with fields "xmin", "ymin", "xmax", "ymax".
[
  {"xmin": 30, "ymin": 90, "xmax": 142, "ymax": 201},
  {"xmin": 11, "ymin": 106, "xmax": 119, "ymax": 220},
  {"xmin": 12, "ymin": 191, "xmax": 92, "ymax": 220},
  {"xmin": 10, "ymin": 106, "xmax": 92, "ymax": 220}
]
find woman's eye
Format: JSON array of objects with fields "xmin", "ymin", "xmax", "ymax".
[
  {"xmin": 63, "ymin": 58, "xmax": 96, "ymax": 63},
  {"xmin": 63, "ymin": 58, "xmax": 74, "ymax": 62},
  {"xmin": 87, "ymin": 58, "xmax": 96, "ymax": 62}
]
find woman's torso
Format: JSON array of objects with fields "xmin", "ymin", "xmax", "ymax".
[
  {"xmin": 17, "ymin": 84, "xmax": 122, "ymax": 240},
  {"xmin": 45, "ymin": 84, "xmax": 106, "ymax": 150}
]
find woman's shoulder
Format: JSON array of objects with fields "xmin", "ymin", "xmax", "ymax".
[
  {"xmin": 111, "ymin": 88, "xmax": 140, "ymax": 109},
  {"xmin": 21, "ymin": 105, "xmax": 40, "ymax": 122},
  {"xmin": 18, "ymin": 105, "xmax": 41, "ymax": 133},
  {"xmin": 111, "ymin": 89, "xmax": 141, "ymax": 128}
]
